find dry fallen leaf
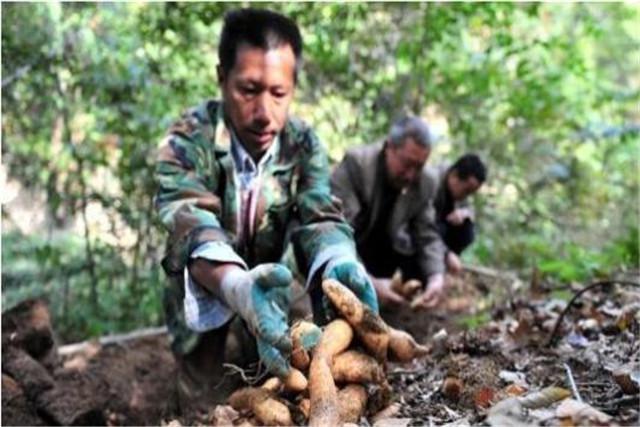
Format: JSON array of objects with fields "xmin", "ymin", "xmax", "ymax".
[
  {"xmin": 612, "ymin": 364, "xmax": 640, "ymax": 394},
  {"xmin": 486, "ymin": 397, "xmax": 526, "ymax": 426},
  {"xmin": 498, "ymin": 370, "xmax": 527, "ymax": 386},
  {"xmin": 518, "ymin": 386, "xmax": 571, "ymax": 409},
  {"xmin": 556, "ymin": 398, "xmax": 612, "ymax": 426},
  {"xmin": 473, "ymin": 386, "xmax": 496, "ymax": 409},
  {"xmin": 372, "ymin": 418, "xmax": 412, "ymax": 427},
  {"xmin": 502, "ymin": 384, "xmax": 528, "ymax": 397}
]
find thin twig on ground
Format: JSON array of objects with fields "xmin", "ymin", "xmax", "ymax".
[
  {"xmin": 563, "ymin": 363, "xmax": 582, "ymax": 402},
  {"xmin": 545, "ymin": 280, "xmax": 640, "ymax": 347}
]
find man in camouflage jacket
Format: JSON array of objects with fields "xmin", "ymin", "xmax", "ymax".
[{"xmin": 154, "ymin": 8, "xmax": 376, "ymax": 411}]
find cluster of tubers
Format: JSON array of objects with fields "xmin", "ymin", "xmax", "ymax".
[
  {"xmin": 228, "ymin": 279, "xmax": 429, "ymax": 426},
  {"xmin": 390, "ymin": 274, "xmax": 425, "ymax": 309}
]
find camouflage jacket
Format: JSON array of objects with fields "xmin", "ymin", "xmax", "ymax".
[
  {"xmin": 155, "ymin": 99, "xmax": 356, "ymax": 354},
  {"xmin": 330, "ymin": 142, "xmax": 446, "ymax": 280}
]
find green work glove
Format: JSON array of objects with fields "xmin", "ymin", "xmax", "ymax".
[
  {"xmin": 220, "ymin": 263, "xmax": 293, "ymax": 377},
  {"xmin": 323, "ymin": 257, "xmax": 379, "ymax": 313}
]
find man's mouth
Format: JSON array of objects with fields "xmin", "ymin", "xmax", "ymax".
[{"xmin": 248, "ymin": 129, "xmax": 276, "ymax": 144}]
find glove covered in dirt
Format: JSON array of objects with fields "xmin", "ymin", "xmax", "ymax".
[{"xmin": 220, "ymin": 263, "xmax": 293, "ymax": 377}]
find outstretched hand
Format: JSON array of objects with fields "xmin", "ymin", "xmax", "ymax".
[
  {"xmin": 220, "ymin": 264, "xmax": 293, "ymax": 377},
  {"xmin": 323, "ymin": 258, "xmax": 379, "ymax": 313}
]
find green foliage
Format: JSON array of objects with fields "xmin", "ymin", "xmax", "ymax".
[
  {"xmin": 456, "ymin": 311, "xmax": 492, "ymax": 331},
  {"xmin": 2, "ymin": 3, "xmax": 638, "ymax": 341},
  {"xmin": 2, "ymin": 230, "xmax": 163, "ymax": 343}
]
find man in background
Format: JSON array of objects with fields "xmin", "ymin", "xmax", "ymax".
[
  {"xmin": 430, "ymin": 153, "xmax": 487, "ymax": 274},
  {"xmin": 331, "ymin": 117, "xmax": 448, "ymax": 310}
]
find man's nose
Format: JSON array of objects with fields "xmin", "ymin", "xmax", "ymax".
[{"xmin": 253, "ymin": 95, "xmax": 270, "ymax": 126}]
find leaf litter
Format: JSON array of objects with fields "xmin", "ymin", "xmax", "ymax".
[{"xmin": 382, "ymin": 269, "xmax": 639, "ymax": 426}]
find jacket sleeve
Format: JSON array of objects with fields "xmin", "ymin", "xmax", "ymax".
[
  {"xmin": 456, "ymin": 198, "xmax": 475, "ymax": 221},
  {"xmin": 413, "ymin": 174, "xmax": 447, "ymax": 279},
  {"xmin": 290, "ymin": 129, "xmax": 358, "ymax": 285},
  {"xmin": 330, "ymin": 151, "xmax": 362, "ymax": 226},
  {"xmin": 154, "ymin": 117, "xmax": 242, "ymax": 276}
]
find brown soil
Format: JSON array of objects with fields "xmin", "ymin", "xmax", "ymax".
[{"xmin": 2, "ymin": 299, "xmax": 177, "ymax": 426}]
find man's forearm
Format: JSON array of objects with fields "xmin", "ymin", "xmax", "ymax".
[{"xmin": 188, "ymin": 259, "xmax": 241, "ymax": 300}]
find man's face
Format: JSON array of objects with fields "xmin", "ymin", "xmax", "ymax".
[
  {"xmin": 219, "ymin": 43, "xmax": 296, "ymax": 159},
  {"xmin": 447, "ymin": 171, "xmax": 481, "ymax": 201},
  {"xmin": 384, "ymin": 138, "xmax": 431, "ymax": 190}
]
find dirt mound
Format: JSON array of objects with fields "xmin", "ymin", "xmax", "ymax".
[{"xmin": 2, "ymin": 300, "xmax": 177, "ymax": 426}]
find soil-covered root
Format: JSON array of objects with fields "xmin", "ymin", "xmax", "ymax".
[
  {"xmin": 284, "ymin": 368, "xmax": 308, "ymax": 392},
  {"xmin": 388, "ymin": 327, "xmax": 429, "ymax": 362},
  {"xmin": 367, "ymin": 379, "xmax": 393, "ymax": 415},
  {"xmin": 331, "ymin": 350, "xmax": 384, "ymax": 384},
  {"xmin": 290, "ymin": 320, "xmax": 321, "ymax": 371},
  {"xmin": 261, "ymin": 367, "xmax": 308, "ymax": 393},
  {"xmin": 261, "ymin": 377, "xmax": 283, "ymax": 393},
  {"xmin": 402, "ymin": 280, "xmax": 422, "ymax": 300},
  {"xmin": 308, "ymin": 355, "xmax": 339, "ymax": 427},
  {"xmin": 338, "ymin": 384, "xmax": 368, "ymax": 423},
  {"xmin": 228, "ymin": 387, "xmax": 293, "ymax": 426},
  {"xmin": 313, "ymin": 319, "xmax": 353, "ymax": 359},
  {"xmin": 308, "ymin": 319, "xmax": 354, "ymax": 427},
  {"xmin": 322, "ymin": 279, "xmax": 390, "ymax": 361},
  {"xmin": 391, "ymin": 276, "xmax": 422, "ymax": 300}
]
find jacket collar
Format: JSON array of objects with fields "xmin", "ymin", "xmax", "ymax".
[{"xmin": 209, "ymin": 100, "xmax": 292, "ymax": 171}]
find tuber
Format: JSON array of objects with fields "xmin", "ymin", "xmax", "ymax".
[
  {"xmin": 290, "ymin": 320, "xmax": 321, "ymax": 371},
  {"xmin": 322, "ymin": 279, "xmax": 390, "ymax": 361},
  {"xmin": 388, "ymin": 327, "xmax": 429, "ymax": 362},
  {"xmin": 402, "ymin": 279, "xmax": 422, "ymax": 298},
  {"xmin": 262, "ymin": 368, "xmax": 307, "ymax": 393},
  {"xmin": 283, "ymin": 368, "xmax": 308, "ymax": 392},
  {"xmin": 308, "ymin": 319, "xmax": 353, "ymax": 427},
  {"xmin": 308, "ymin": 352, "xmax": 339, "ymax": 427},
  {"xmin": 228, "ymin": 387, "xmax": 293, "ymax": 426},
  {"xmin": 261, "ymin": 377, "xmax": 282, "ymax": 393},
  {"xmin": 313, "ymin": 318, "xmax": 353, "ymax": 359},
  {"xmin": 338, "ymin": 384, "xmax": 368, "ymax": 423},
  {"xmin": 331, "ymin": 350, "xmax": 384, "ymax": 384},
  {"xmin": 390, "ymin": 275, "xmax": 421, "ymax": 299}
]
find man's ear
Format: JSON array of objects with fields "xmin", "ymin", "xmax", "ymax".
[{"xmin": 216, "ymin": 65, "xmax": 225, "ymax": 86}]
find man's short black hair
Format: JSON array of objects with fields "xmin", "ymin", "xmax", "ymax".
[
  {"xmin": 219, "ymin": 8, "xmax": 303, "ymax": 81},
  {"xmin": 450, "ymin": 153, "xmax": 487, "ymax": 183}
]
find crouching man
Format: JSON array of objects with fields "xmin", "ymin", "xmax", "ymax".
[
  {"xmin": 154, "ymin": 8, "xmax": 377, "ymax": 413},
  {"xmin": 330, "ymin": 117, "xmax": 448, "ymax": 310},
  {"xmin": 430, "ymin": 154, "xmax": 487, "ymax": 274}
]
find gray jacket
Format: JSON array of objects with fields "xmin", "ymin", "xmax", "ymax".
[{"xmin": 330, "ymin": 142, "xmax": 446, "ymax": 279}]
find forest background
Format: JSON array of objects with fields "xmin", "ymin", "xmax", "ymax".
[{"xmin": 2, "ymin": 2, "xmax": 638, "ymax": 343}]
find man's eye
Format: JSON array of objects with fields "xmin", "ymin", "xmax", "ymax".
[
  {"xmin": 240, "ymin": 86, "xmax": 258, "ymax": 95},
  {"xmin": 272, "ymin": 90, "xmax": 287, "ymax": 98}
]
